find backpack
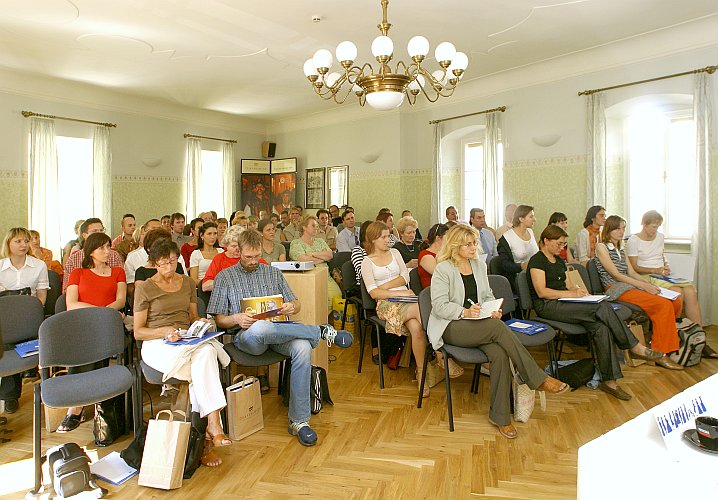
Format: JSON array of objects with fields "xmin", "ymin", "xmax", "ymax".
[
  {"xmin": 669, "ymin": 319, "xmax": 705, "ymax": 367},
  {"xmin": 556, "ymin": 359, "xmax": 595, "ymax": 389},
  {"xmin": 46, "ymin": 443, "xmax": 106, "ymax": 498},
  {"xmin": 282, "ymin": 364, "xmax": 334, "ymax": 414}
]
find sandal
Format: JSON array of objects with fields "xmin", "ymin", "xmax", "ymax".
[
  {"xmin": 489, "ymin": 418, "xmax": 518, "ymax": 439},
  {"xmin": 702, "ymin": 344, "xmax": 718, "ymax": 359},
  {"xmin": 436, "ymin": 352, "xmax": 464, "ymax": 378},
  {"xmin": 415, "ymin": 371, "xmax": 430, "ymax": 399},
  {"xmin": 200, "ymin": 439, "xmax": 222, "ymax": 467},
  {"xmin": 57, "ymin": 413, "xmax": 84, "ymax": 433},
  {"xmin": 207, "ymin": 432, "xmax": 232, "ymax": 447},
  {"xmin": 258, "ymin": 374, "xmax": 270, "ymax": 395}
]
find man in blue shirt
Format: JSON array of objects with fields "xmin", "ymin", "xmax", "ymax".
[
  {"xmin": 209, "ymin": 230, "xmax": 352, "ymax": 446},
  {"xmin": 470, "ymin": 208, "xmax": 498, "ymax": 262}
]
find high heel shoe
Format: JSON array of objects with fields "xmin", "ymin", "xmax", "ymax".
[{"xmin": 415, "ymin": 371, "xmax": 430, "ymax": 398}]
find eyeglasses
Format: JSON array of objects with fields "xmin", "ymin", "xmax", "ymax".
[{"xmin": 156, "ymin": 257, "xmax": 178, "ymax": 267}]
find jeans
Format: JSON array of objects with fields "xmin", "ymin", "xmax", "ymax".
[{"xmin": 234, "ymin": 320, "xmax": 321, "ymax": 424}]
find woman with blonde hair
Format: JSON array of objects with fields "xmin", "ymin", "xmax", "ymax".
[
  {"xmin": 202, "ymin": 225, "xmax": 246, "ymax": 292},
  {"xmin": 393, "ymin": 216, "xmax": 421, "ymax": 269},
  {"xmin": 360, "ymin": 221, "xmax": 430, "ymax": 397},
  {"xmin": 429, "ymin": 225, "xmax": 569, "ymax": 439}
]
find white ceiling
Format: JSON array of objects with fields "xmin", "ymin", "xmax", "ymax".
[{"xmin": 1, "ymin": 0, "xmax": 716, "ymax": 122}]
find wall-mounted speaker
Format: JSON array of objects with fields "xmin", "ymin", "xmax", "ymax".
[{"xmin": 262, "ymin": 141, "xmax": 276, "ymax": 158}]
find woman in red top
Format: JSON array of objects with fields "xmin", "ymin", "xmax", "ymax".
[
  {"xmin": 60, "ymin": 232, "xmax": 127, "ymax": 433},
  {"xmin": 180, "ymin": 218, "xmax": 204, "ymax": 268},
  {"xmin": 417, "ymin": 223, "xmax": 449, "ymax": 289}
]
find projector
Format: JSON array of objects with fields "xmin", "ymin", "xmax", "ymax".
[{"xmin": 271, "ymin": 261, "xmax": 315, "ymax": 271}]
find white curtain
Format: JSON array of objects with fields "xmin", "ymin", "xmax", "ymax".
[
  {"xmin": 185, "ymin": 138, "xmax": 202, "ymax": 218},
  {"xmin": 586, "ymin": 92, "xmax": 606, "ymax": 207},
  {"xmin": 483, "ymin": 112, "xmax": 503, "ymax": 229},
  {"xmin": 692, "ymin": 72, "xmax": 713, "ymax": 324},
  {"xmin": 92, "ymin": 125, "xmax": 112, "ymax": 233},
  {"xmin": 221, "ymin": 141, "xmax": 235, "ymax": 219},
  {"xmin": 28, "ymin": 118, "xmax": 61, "ymax": 252},
  {"xmin": 430, "ymin": 122, "xmax": 443, "ymax": 225}
]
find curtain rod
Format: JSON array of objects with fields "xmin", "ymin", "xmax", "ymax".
[
  {"xmin": 21, "ymin": 110, "xmax": 116, "ymax": 128},
  {"xmin": 184, "ymin": 133, "xmax": 237, "ymax": 144},
  {"xmin": 578, "ymin": 65, "xmax": 717, "ymax": 96},
  {"xmin": 429, "ymin": 106, "xmax": 507, "ymax": 125}
]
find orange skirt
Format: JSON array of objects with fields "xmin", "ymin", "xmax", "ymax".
[{"xmin": 618, "ymin": 289, "xmax": 681, "ymax": 353}]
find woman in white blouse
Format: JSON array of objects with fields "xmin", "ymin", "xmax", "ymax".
[
  {"xmin": 189, "ymin": 221, "xmax": 223, "ymax": 283},
  {"xmin": 496, "ymin": 205, "xmax": 539, "ymax": 293}
]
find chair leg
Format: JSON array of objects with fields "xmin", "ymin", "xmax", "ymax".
[
  {"xmin": 471, "ymin": 365, "xmax": 481, "ymax": 394},
  {"xmin": 357, "ymin": 319, "xmax": 366, "ymax": 374},
  {"xmin": 341, "ymin": 300, "xmax": 348, "ymax": 329},
  {"xmin": 31, "ymin": 382, "xmax": 42, "ymax": 495},
  {"xmin": 417, "ymin": 344, "xmax": 432, "ymax": 408},
  {"xmin": 376, "ymin": 324, "xmax": 384, "ymax": 389},
  {"xmin": 443, "ymin": 351, "xmax": 454, "ymax": 432}
]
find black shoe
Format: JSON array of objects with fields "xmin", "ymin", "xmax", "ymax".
[
  {"xmin": 372, "ymin": 354, "xmax": 380, "ymax": 365},
  {"xmin": 3, "ymin": 399, "xmax": 19, "ymax": 414}
]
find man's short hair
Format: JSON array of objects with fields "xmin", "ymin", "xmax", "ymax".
[
  {"xmin": 281, "ymin": 209, "xmax": 289, "ymax": 216},
  {"xmin": 80, "ymin": 218, "xmax": 103, "ymax": 235},
  {"xmin": 122, "ymin": 213, "xmax": 135, "ymax": 222},
  {"xmin": 469, "ymin": 208, "xmax": 484, "ymax": 219},
  {"xmin": 342, "ymin": 210, "xmax": 354, "ymax": 221},
  {"xmin": 237, "ymin": 228, "xmax": 263, "ymax": 250},
  {"xmin": 445, "ymin": 205, "xmax": 456, "ymax": 216},
  {"xmin": 316, "ymin": 209, "xmax": 330, "ymax": 217},
  {"xmin": 170, "ymin": 212, "xmax": 185, "ymax": 224}
]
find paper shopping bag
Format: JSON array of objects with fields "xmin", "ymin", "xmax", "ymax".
[
  {"xmin": 226, "ymin": 374, "xmax": 264, "ymax": 441},
  {"xmin": 138, "ymin": 410, "xmax": 190, "ymax": 490},
  {"xmin": 565, "ymin": 265, "xmax": 588, "ymax": 294},
  {"xmin": 624, "ymin": 321, "xmax": 654, "ymax": 368}
]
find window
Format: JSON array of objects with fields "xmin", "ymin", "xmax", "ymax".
[
  {"xmin": 461, "ymin": 140, "xmax": 503, "ymax": 221},
  {"xmin": 623, "ymin": 109, "xmax": 695, "ymax": 239},
  {"xmin": 199, "ymin": 150, "xmax": 223, "ymax": 214},
  {"xmin": 56, "ymin": 136, "xmax": 93, "ymax": 246},
  {"xmin": 327, "ymin": 166, "xmax": 348, "ymax": 207}
]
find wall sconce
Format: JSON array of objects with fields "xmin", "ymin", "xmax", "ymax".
[
  {"xmin": 142, "ymin": 157, "xmax": 162, "ymax": 168},
  {"xmin": 531, "ymin": 134, "xmax": 561, "ymax": 147}
]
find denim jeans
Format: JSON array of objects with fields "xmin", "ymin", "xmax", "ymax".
[{"xmin": 234, "ymin": 320, "xmax": 321, "ymax": 423}]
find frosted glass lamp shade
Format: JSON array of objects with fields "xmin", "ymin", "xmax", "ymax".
[
  {"xmin": 371, "ymin": 36, "xmax": 394, "ymax": 58},
  {"xmin": 366, "ymin": 90, "xmax": 404, "ymax": 110},
  {"xmin": 303, "ymin": 58, "xmax": 318, "ymax": 77},
  {"xmin": 313, "ymin": 49, "xmax": 333, "ymax": 70},
  {"xmin": 452, "ymin": 51, "xmax": 469, "ymax": 70},
  {"xmin": 407, "ymin": 36, "xmax": 429, "ymax": 57},
  {"xmin": 336, "ymin": 41, "xmax": 357, "ymax": 62},
  {"xmin": 434, "ymin": 41, "xmax": 456, "ymax": 62},
  {"xmin": 325, "ymin": 72, "xmax": 341, "ymax": 87}
]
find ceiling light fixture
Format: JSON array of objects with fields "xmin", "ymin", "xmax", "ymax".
[{"xmin": 303, "ymin": 0, "xmax": 469, "ymax": 111}]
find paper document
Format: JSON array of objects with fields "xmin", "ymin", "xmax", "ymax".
[
  {"xmin": 90, "ymin": 451, "xmax": 138, "ymax": 485},
  {"xmin": 658, "ymin": 287, "xmax": 681, "ymax": 301},
  {"xmin": 465, "ymin": 298, "xmax": 504, "ymax": 319},
  {"xmin": 650, "ymin": 274, "xmax": 689, "ymax": 284},
  {"xmin": 558, "ymin": 294, "xmax": 609, "ymax": 303},
  {"xmin": 165, "ymin": 330, "xmax": 223, "ymax": 346}
]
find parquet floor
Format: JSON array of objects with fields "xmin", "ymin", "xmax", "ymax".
[{"xmin": 1, "ymin": 326, "xmax": 716, "ymax": 499}]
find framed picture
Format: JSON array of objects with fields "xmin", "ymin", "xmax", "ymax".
[
  {"xmin": 271, "ymin": 173, "xmax": 296, "ymax": 214},
  {"xmin": 305, "ymin": 168, "xmax": 325, "ymax": 209}
]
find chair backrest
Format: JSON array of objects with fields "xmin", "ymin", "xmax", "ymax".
[
  {"xmin": 197, "ymin": 282, "xmax": 212, "ymax": 311},
  {"xmin": 44, "ymin": 269, "xmax": 62, "ymax": 316},
  {"xmin": 359, "ymin": 278, "xmax": 377, "ymax": 311},
  {"xmin": 329, "ymin": 251, "xmax": 352, "ymax": 274},
  {"xmin": 55, "ymin": 293, "xmax": 67, "ymax": 313},
  {"xmin": 197, "ymin": 296, "xmax": 207, "ymax": 318},
  {"xmin": 488, "ymin": 256, "xmax": 502, "ymax": 275},
  {"xmin": 515, "ymin": 270, "xmax": 533, "ymax": 312},
  {"xmin": 39, "ymin": 307, "xmax": 125, "ymax": 369},
  {"xmin": 418, "ymin": 287, "xmax": 432, "ymax": 331},
  {"xmin": 409, "ymin": 267, "xmax": 423, "ymax": 295},
  {"xmin": 281, "ymin": 241, "xmax": 291, "ymax": 260},
  {"xmin": 586, "ymin": 259, "xmax": 604, "ymax": 294},
  {"xmin": 341, "ymin": 260, "xmax": 358, "ymax": 293},
  {"xmin": 0, "ymin": 295, "xmax": 45, "ymax": 344},
  {"xmin": 487, "ymin": 274, "xmax": 516, "ymax": 316}
]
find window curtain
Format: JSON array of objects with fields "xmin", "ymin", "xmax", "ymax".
[
  {"xmin": 92, "ymin": 125, "xmax": 112, "ymax": 233},
  {"xmin": 483, "ymin": 112, "xmax": 503, "ymax": 229},
  {"xmin": 586, "ymin": 92, "xmax": 606, "ymax": 207},
  {"xmin": 221, "ymin": 141, "xmax": 235, "ymax": 219},
  {"xmin": 28, "ymin": 117, "xmax": 61, "ymax": 252},
  {"xmin": 692, "ymin": 72, "xmax": 713, "ymax": 324},
  {"xmin": 185, "ymin": 137, "xmax": 202, "ymax": 218},
  {"xmin": 430, "ymin": 122, "xmax": 443, "ymax": 225}
]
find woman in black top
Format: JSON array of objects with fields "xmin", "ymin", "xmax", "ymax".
[
  {"xmin": 392, "ymin": 216, "xmax": 422, "ymax": 268},
  {"xmin": 527, "ymin": 225, "xmax": 662, "ymax": 400}
]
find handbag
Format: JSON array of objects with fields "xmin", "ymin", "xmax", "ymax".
[
  {"xmin": 510, "ymin": 359, "xmax": 546, "ymax": 423},
  {"xmin": 226, "ymin": 375, "xmax": 264, "ymax": 441},
  {"xmin": 138, "ymin": 410, "xmax": 191, "ymax": 490},
  {"xmin": 94, "ymin": 395, "xmax": 126, "ymax": 447}
]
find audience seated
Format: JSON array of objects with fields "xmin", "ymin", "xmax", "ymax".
[
  {"xmin": 469, "ymin": 208, "xmax": 498, "ymax": 261},
  {"xmin": 280, "ymin": 206, "xmax": 302, "ymax": 242},
  {"xmin": 258, "ymin": 219, "xmax": 286, "ymax": 263},
  {"xmin": 360, "ymin": 221, "xmax": 429, "ymax": 397},
  {"xmin": 401, "ymin": 210, "xmax": 423, "ymax": 241},
  {"xmin": 134, "ymin": 229, "xmax": 185, "ymax": 284},
  {"xmin": 329, "ymin": 205, "xmax": 341, "ymax": 227},
  {"xmin": 277, "ymin": 209, "xmax": 289, "ymax": 231},
  {"xmin": 289, "ymin": 216, "xmax": 342, "ymax": 309},
  {"xmin": 124, "ymin": 219, "xmax": 162, "ymax": 296},
  {"xmin": 170, "ymin": 212, "xmax": 191, "ymax": 247},
  {"xmin": 336, "ymin": 210, "xmax": 361, "ymax": 252},
  {"xmin": 547, "ymin": 212, "xmax": 577, "ymax": 263},
  {"xmin": 376, "ymin": 211, "xmax": 399, "ymax": 246},
  {"xmin": 29, "ymin": 229, "xmax": 63, "ymax": 277},
  {"xmin": 216, "ymin": 217, "xmax": 228, "ymax": 245},
  {"xmin": 134, "ymin": 238, "xmax": 230, "ymax": 467},
  {"xmin": 576, "ymin": 205, "xmax": 606, "ymax": 264},
  {"xmin": 112, "ymin": 213, "xmax": 138, "ymax": 257},
  {"xmin": 209, "ymin": 229, "xmax": 352, "ymax": 447},
  {"xmin": 60, "ymin": 232, "xmax": 127, "ymax": 433},
  {"xmin": 335, "ymin": 206, "xmax": 354, "ymax": 233},
  {"xmin": 161, "ymin": 214, "xmax": 171, "ymax": 231},
  {"xmin": 494, "ymin": 204, "xmax": 517, "ymax": 240},
  {"xmin": 428, "ymin": 224, "xmax": 569, "ymax": 439},
  {"xmin": 418, "ymin": 223, "xmax": 449, "ymax": 289},
  {"xmin": 189, "ymin": 222, "xmax": 224, "ymax": 282},
  {"xmin": 496, "ymin": 205, "xmax": 539, "ymax": 293},
  {"xmin": 316, "ymin": 209, "xmax": 338, "ymax": 251},
  {"xmin": 63, "ymin": 218, "xmax": 123, "ymax": 292},
  {"xmin": 202, "ymin": 225, "xmax": 244, "ymax": 292},
  {"xmin": 248, "ymin": 216, "xmax": 259, "ymax": 231},
  {"xmin": 0, "ymin": 227, "xmax": 50, "ymax": 414},
  {"xmin": 392, "ymin": 216, "xmax": 421, "ymax": 268},
  {"xmin": 180, "ymin": 218, "xmax": 204, "ymax": 269},
  {"xmin": 527, "ymin": 224, "xmax": 667, "ymax": 401},
  {"xmin": 62, "ymin": 219, "xmax": 84, "ymax": 266},
  {"xmin": 594, "ymin": 215, "xmax": 683, "ymax": 361}
]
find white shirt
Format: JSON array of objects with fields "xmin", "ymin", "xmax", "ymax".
[
  {"xmin": 0, "ymin": 255, "xmax": 50, "ymax": 295},
  {"xmin": 625, "ymin": 233, "xmax": 665, "ymax": 269},
  {"xmin": 124, "ymin": 247, "xmax": 148, "ymax": 284},
  {"xmin": 503, "ymin": 228, "xmax": 539, "ymax": 264},
  {"xmin": 189, "ymin": 248, "xmax": 224, "ymax": 280}
]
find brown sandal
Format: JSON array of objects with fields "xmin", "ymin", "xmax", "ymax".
[
  {"xmin": 201, "ymin": 439, "xmax": 222, "ymax": 467},
  {"xmin": 207, "ymin": 432, "xmax": 232, "ymax": 447},
  {"xmin": 538, "ymin": 376, "xmax": 570, "ymax": 394}
]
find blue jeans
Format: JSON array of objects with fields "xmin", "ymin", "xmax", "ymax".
[{"xmin": 234, "ymin": 321, "xmax": 321, "ymax": 423}]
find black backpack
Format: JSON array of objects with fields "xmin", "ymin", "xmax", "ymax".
[
  {"xmin": 557, "ymin": 359, "xmax": 595, "ymax": 389},
  {"xmin": 282, "ymin": 365, "xmax": 334, "ymax": 414},
  {"xmin": 46, "ymin": 443, "xmax": 106, "ymax": 498}
]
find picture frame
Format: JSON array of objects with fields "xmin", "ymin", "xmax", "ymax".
[{"xmin": 305, "ymin": 168, "xmax": 325, "ymax": 209}]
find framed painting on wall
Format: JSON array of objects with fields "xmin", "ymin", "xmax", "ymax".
[{"xmin": 305, "ymin": 168, "xmax": 325, "ymax": 209}]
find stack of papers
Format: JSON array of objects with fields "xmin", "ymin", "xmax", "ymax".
[
  {"xmin": 658, "ymin": 288, "xmax": 681, "ymax": 301},
  {"xmin": 165, "ymin": 330, "xmax": 223, "ymax": 346},
  {"xmin": 90, "ymin": 451, "xmax": 138, "ymax": 485},
  {"xmin": 558, "ymin": 294, "xmax": 609, "ymax": 303},
  {"xmin": 650, "ymin": 274, "xmax": 689, "ymax": 284},
  {"xmin": 505, "ymin": 319, "xmax": 548, "ymax": 335}
]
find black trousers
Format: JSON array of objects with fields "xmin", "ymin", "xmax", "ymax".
[
  {"xmin": 534, "ymin": 300, "xmax": 637, "ymax": 381},
  {"xmin": 0, "ymin": 373, "xmax": 22, "ymax": 400}
]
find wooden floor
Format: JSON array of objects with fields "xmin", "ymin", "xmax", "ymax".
[{"xmin": 1, "ymin": 327, "xmax": 717, "ymax": 499}]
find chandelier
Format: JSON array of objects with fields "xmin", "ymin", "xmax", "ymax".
[{"xmin": 303, "ymin": 0, "xmax": 469, "ymax": 111}]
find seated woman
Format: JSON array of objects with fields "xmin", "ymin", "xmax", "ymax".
[
  {"xmin": 60, "ymin": 232, "xmax": 127, "ymax": 432},
  {"xmin": 528, "ymin": 225, "xmax": 665, "ymax": 400},
  {"xmin": 258, "ymin": 218, "xmax": 287, "ymax": 263},
  {"xmin": 134, "ymin": 238, "xmax": 230, "ymax": 467},
  {"xmin": 428, "ymin": 224, "xmax": 569, "ymax": 439},
  {"xmin": 497, "ymin": 204, "xmax": 539, "ymax": 292},
  {"xmin": 576, "ymin": 206, "xmax": 606, "ymax": 264},
  {"xmin": 216, "ymin": 218, "xmax": 228, "ymax": 246},
  {"xmin": 134, "ymin": 229, "xmax": 184, "ymax": 284},
  {"xmin": 594, "ymin": 215, "xmax": 683, "ymax": 366},
  {"xmin": 231, "ymin": 213, "xmax": 249, "ymax": 230},
  {"xmin": 289, "ymin": 215, "xmax": 342, "ymax": 310},
  {"xmin": 626, "ymin": 210, "xmax": 717, "ymax": 358},
  {"xmin": 0, "ymin": 227, "xmax": 50, "ymax": 414},
  {"xmin": 189, "ymin": 222, "xmax": 224, "ymax": 282},
  {"xmin": 547, "ymin": 212, "xmax": 577, "ymax": 263},
  {"xmin": 180, "ymin": 218, "xmax": 204, "ymax": 269},
  {"xmin": 360, "ymin": 221, "xmax": 430, "ymax": 397},
  {"xmin": 375, "ymin": 211, "xmax": 399, "ymax": 246},
  {"xmin": 350, "ymin": 221, "xmax": 374, "ymax": 288},
  {"xmin": 202, "ymin": 225, "xmax": 244, "ymax": 292},
  {"xmin": 392, "ymin": 216, "xmax": 421, "ymax": 269},
  {"xmin": 417, "ymin": 223, "xmax": 449, "ymax": 289},
  {"xmin": 29, "ymin": 229, "xmax": 62, "ymax": 275},
  {"xmin": 248, "ymin": 215, "xmax": 259, "ymax": 231}
]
